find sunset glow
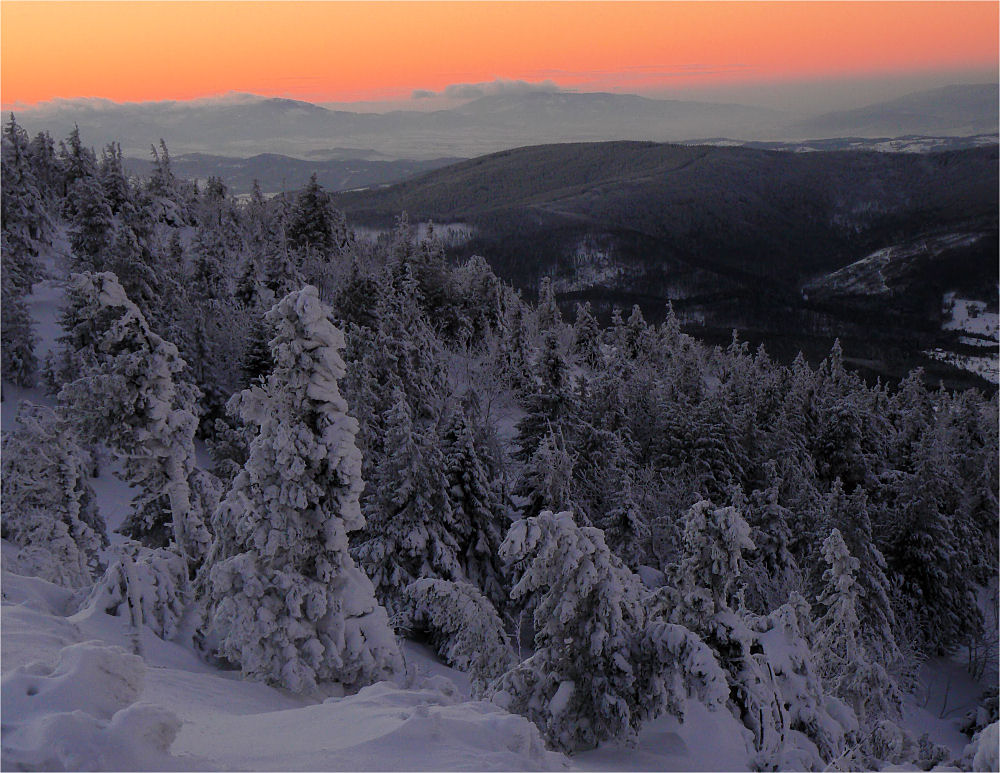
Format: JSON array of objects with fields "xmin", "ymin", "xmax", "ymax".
[{"xmin": 2, "ymin": 1, "xmax": 998, "ymax": 106}]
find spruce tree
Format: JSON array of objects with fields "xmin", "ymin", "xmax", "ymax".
[
  {"xmin": 535, "ymin": 276, "xmax": 562, "ymax": 332},
  {"xmin": 56, "ymin": 272, "xmax": 207, "ymax": 565},
  {"xmin": 352, "ymin": 391, "xmax": 460, "ymax": 618},
  {"xmin": 515, "ymin": 429, "xmax": 576, "ymax": 520},
  {"xmin": 514, "ymin": 328, "xmax": 573, "ymax": 463},
  {"xmin": 1, "ymin": 256, "xmax": 38, "ymax": 387},
  {"xmin": 814, "ymin": 529, "xmax": 902, "ymax": 728},
  {"xmin": 822, "ymin": 480, "xmax": 900, "ymax": 666},
  {"xmin": 572, "ymin": 301, "xmax": 603, "ymax": 369},
  {"xmin": 1, "ymin": 402, "xmax": 106, "ymax": 586},
  {"xmin": 491, "ymin": 510, "xmax": 728, "ymax": 753},
  {"xmin": 490, "ymin": 510, "xmax": 651, "ymax": 752},
  {"xmin": 201, "ymin": 286, "xmax": 401, "ymax": 692},
  {"xmin": 440, "ymin": 407, "xmax": 509, "ymax": 611}
]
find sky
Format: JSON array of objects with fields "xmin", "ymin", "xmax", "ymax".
[{"xmin": 2, "ymin": 1, "xmax": 997, "ymax": 111}]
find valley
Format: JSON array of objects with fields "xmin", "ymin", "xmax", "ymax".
[{"xmin": 331, "ymin": 141, "xmax": 999, "ymax": 388}]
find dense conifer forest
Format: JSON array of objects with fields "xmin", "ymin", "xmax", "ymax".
[{"xmin": 2, "ymin": 116, "xmax": 997, "ymax": 770}]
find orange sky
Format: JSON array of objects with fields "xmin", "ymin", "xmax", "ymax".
[{"xmin": 2, "ymin": 1, "xmax": 997, "ymax": 106}]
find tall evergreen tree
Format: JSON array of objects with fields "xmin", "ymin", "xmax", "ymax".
[
  {"xmin": 814, "ymin": 529, "xmax": 902, "ymax": 728},
  {"xmin": 201, "ymin": 286, "xmax": 402, "ymax": 692},
  {"xmin": 514, "ymin": 328, "xmax": 574, "ymax": 463},
  {"xmin": 57, "ymin": 272, "xmax": 207, "ymax": 566},
  {"xmin": 572, "ymin": 301, "xmax": 604, "ymax": 369},
  {"xmin": 440, "ymin": 407, "xmax": 509, "ymax": 611},
  {"xmin": 353, "ymin": 391, "xmax": 459, "ymax": 618}
]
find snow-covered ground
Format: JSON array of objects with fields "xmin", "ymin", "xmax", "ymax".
[
  {"xmin": 924, "ymin": 292, "xmax": 1000, "ymax": 384},
  {"xmin": 1, "ymin": 555, "xmax": 566, "ymax": 771},
  {"xmin": 802, "ymin": 234, "xmax": 986, "ymax": 299},
  {"xmin": 550, "ymin": 238, "xmax": 621, "ymax": 295},
  {"xmin": 922, "ymin": 348, "xmax": 999, "ymax": 385},
  {"xmin": 942, "ymin": 292, "xmax": 1000, "ymax": 341},
  {"xmin": 4, "ymin": 547, "xmax": 991, "ymax": 771}
]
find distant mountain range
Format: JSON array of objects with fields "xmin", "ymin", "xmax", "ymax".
[
  {"xmin": 123, "ymin": 153, "xmax": 463, "ymax": 196},
  {"xmin": 15, "ymin": 83, "xmax": 998, "ymax": 161},
  {"xmin": 330, "ymin": 141, "xmax": 998, "ymax": 388},
  {"xmin": 791, "ymin": 84, "xmax": 999, "ymax": 140}
]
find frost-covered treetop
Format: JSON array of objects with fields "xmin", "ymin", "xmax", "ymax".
[
  {"xmin": 679, "ymin": 499, "xmax": 755, "ymax": 612},
  {"xmin": 820, "ymin": 528, "xmax": 860, "ymax": 598},
  {"xmin": 227, "ymin": 284, "xmax": 366, "ymax": 548},
  {"xmin": 65, "ymin": 271, "xmax": 195, "ymax": 429}
]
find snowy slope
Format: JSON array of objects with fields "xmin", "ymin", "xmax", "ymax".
[{"xmin": 924, "ymin": 292, "xmax": 1000, "ymax": 384}]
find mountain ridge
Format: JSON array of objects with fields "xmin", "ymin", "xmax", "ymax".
[{"xmin": 16, "ymin": 82, "xmax": 996, "ymax": 159}]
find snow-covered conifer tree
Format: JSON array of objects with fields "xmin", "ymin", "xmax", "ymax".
[
  {"xmin": 491, "ymin": 510, "xmax": 727, "ymax": 752},
  {"xmin": 514, "ymin": 328, "xmax": 574, "ymax": 463},
  {"xmin": 201, "ymin": 286, "xmax": 401, "ymax": 692},
  {"xmin": 572, "ymin": 301, "xmax": 603, "ymax": 369},
  {"xmin": 657, "ymin": 499, "xmax": 853, "ymax": 768},
  {"xmin": 1, "ymin": 265, "xmax": 38, "ymax": 387},
  {"xmin": 490, "ymin": 510, "xmax": 649, "ymax": 752},
  {"xmin": 56, "ymin": 272, "xmax": 207, "ymax": 564},
  {"xmin": 58, "ymin": 125, "xmax": 98, "ymax": 199},
  {"xmin": 402, "ymin": 578, "xmax": 515, "ymax": 697},
  {"xmin": 814, "ymin": 529, "xmax": 902, "ymax": 729},
  {"xmin": 353, "ymin": 390, "xmax": 460, "ymax": 618},
  {"xmin": 514, "ymin": 429, "xmax": 576, "ymax": 520},
  {"xmin": 884, "ymin": 420, "xmax": 981, "ymax": 653},
  {"xmin": 67, "ymin": 176, "xmax": 115, "ymax": 273},
  {"xmin": 1, "ymin": 402, "xmax": 106, "ymax": 587},
  {"xmin": 821, "ymin": 480, "xmax": 900, "ymax": 666},
  {"xmin": 440, "ymin": 408, "xmax": 509, "ymax": 611},
  {"xmin": 535, "ymin": 276, "xmax": 562, "ymax": 331}
]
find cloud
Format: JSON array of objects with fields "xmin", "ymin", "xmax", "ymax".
[
  {"xmin": 524, "ymin": 64, "xmax": 754, "ymax": 81},
  {"xmin": 412, "ymin": 78, "xmax": 564, "ymax": 101}
]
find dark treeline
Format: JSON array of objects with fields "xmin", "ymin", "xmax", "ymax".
[{"xmin": 2, "ymin": 117, "xmax": 997, "ymax": 770}]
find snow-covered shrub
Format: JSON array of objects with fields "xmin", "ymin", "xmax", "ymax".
[
  {"xmin": 201, "ymin": 286, "xmax": 401, "ymax": 693},
  {"xmin": 402, "ymin": 578, "xmax": 515, "ymax": 697},
  {"xmin": 916, "ymin": 732, "xmax": 951, "ymax": 771},
  {"xmin": 1, "ymin": 641, "xmax": 182, "ymax": 771},
  {"xmin": 1, "ymin": 402, "xmax": 106, "ymax": 587},
  {"xmin": 961, "ymin": 688, "xmax": 999, "ymax": 740},
  {"xmin": 750, "ymin": 593, "xmax": 854, "ymax": 769},
  {"xmin": 631, "ymin": 621, "xmax": 729, "ymax": 723},
  {"xmin": 867, "ymin": 719, "xmax": 918, "ymax": 768},
  {"xmin": 80, "ymin": 541, "xmax": 188, "ymax": 640}
]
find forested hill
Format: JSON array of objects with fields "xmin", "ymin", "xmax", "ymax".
[
  {"xmin": 332, "ymin": 141, "xmax": 998, "ymax": 386},
  {"xmin": 331, "ymin": 141, "xmax": 996, "ymax": 281}
]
